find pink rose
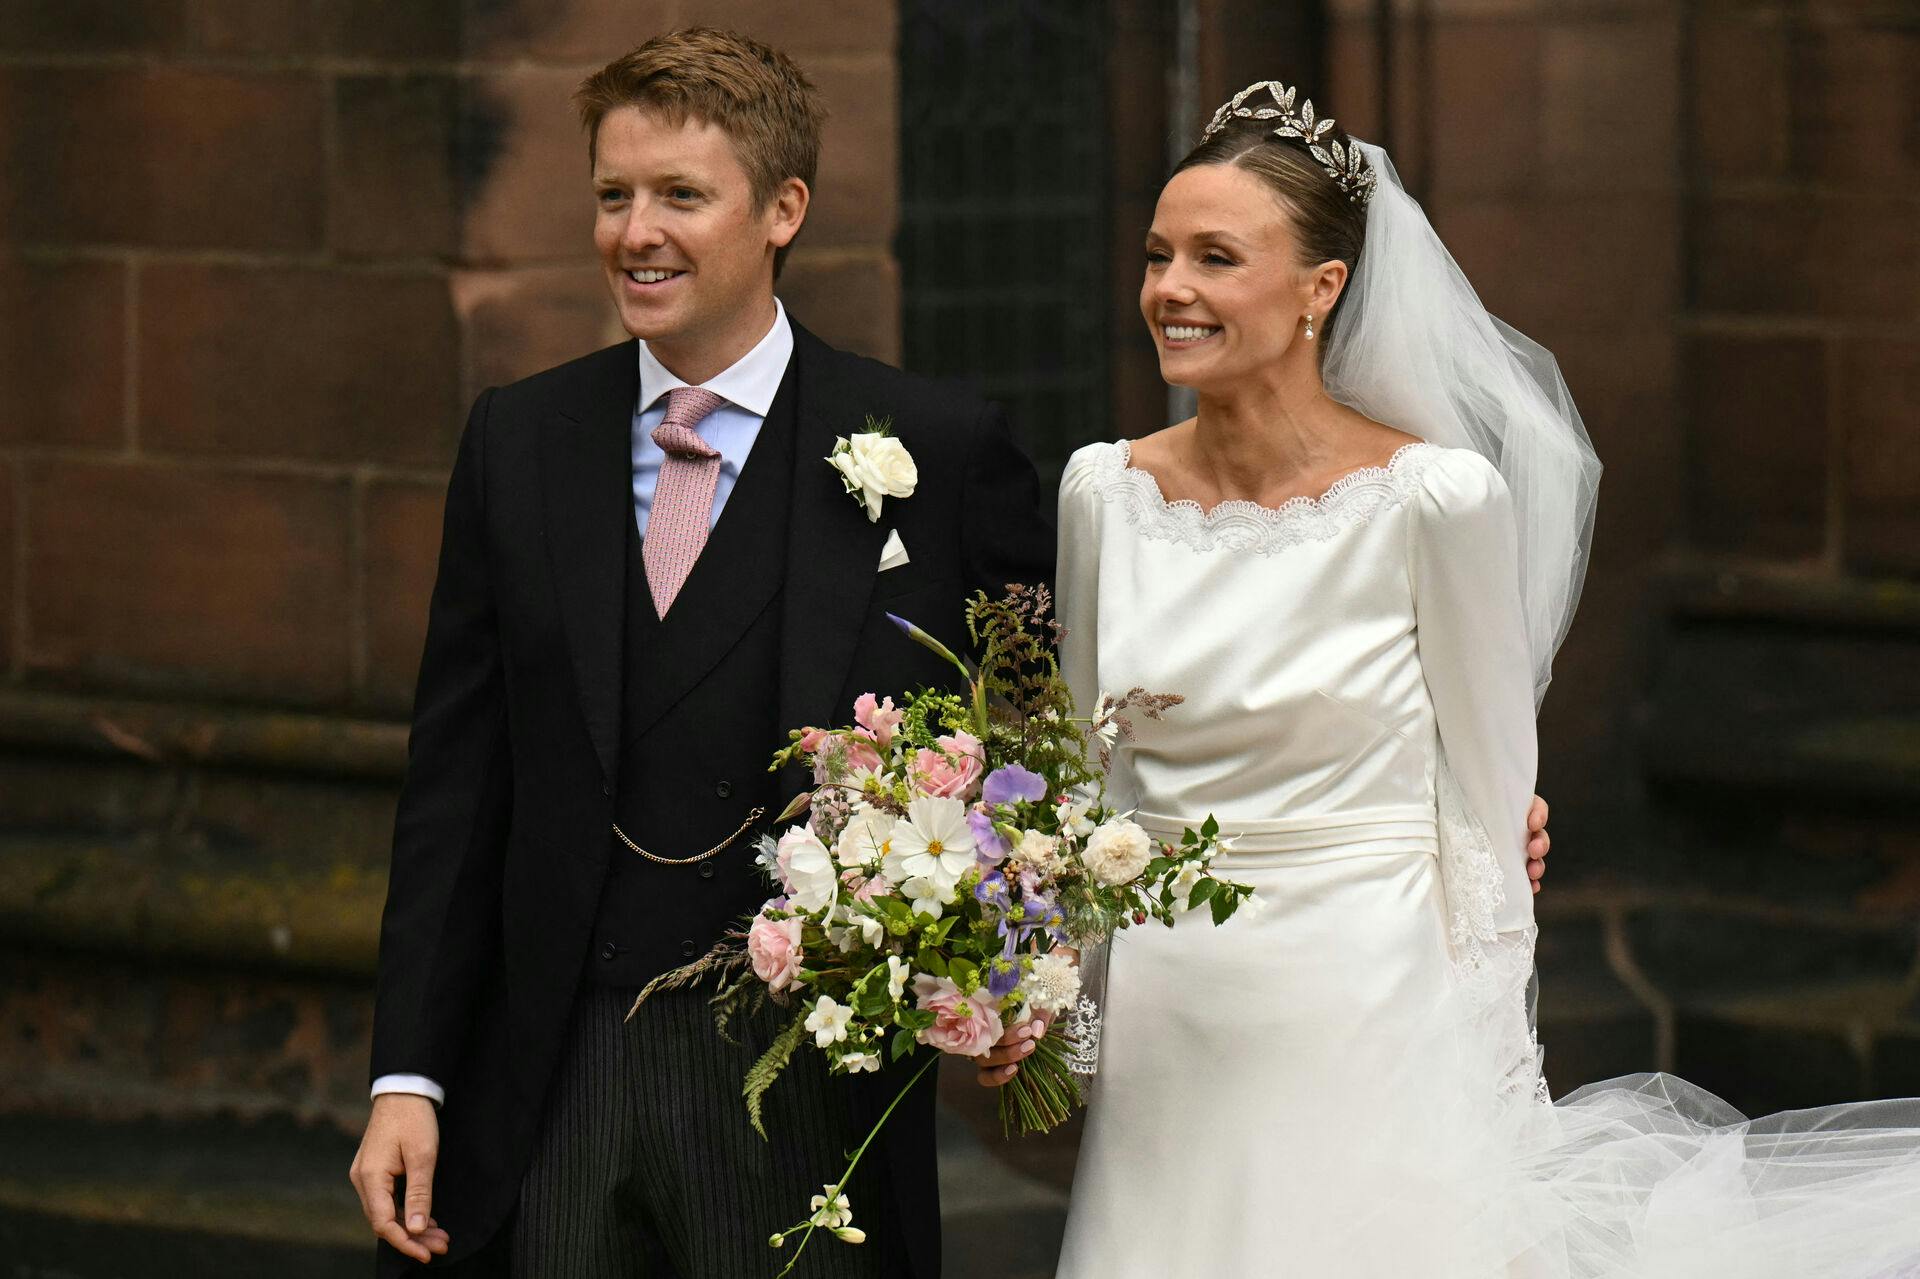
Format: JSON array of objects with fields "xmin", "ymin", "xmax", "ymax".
[
  {"xmin": 911, "ymin": 731, "xmax": 985, "ymax": 801},
  {"xmin": 747, "ymin": 910, "xmax": 805, "ymax": 992},
  {"xmin": 912, "ymin": 973, "xmax": 1005, "ymax": 1057},
  {"xmin": 853, "ymin": 693, "xmax": 905, "ymax": 747}
]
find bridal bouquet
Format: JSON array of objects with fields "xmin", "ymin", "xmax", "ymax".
[{"xmin": 650, "ymin": 586, "xmax": 1255, "ymax": 1272}]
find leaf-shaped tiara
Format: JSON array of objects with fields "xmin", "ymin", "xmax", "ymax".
[{"xmin": 1201, "ymin": 80, "xmax": 1378, "ymax": 207}]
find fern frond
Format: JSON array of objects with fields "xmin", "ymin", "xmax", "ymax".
[{"xmin": 744, "ymin": 1012, "xmax": 809, "ymax": 1140}]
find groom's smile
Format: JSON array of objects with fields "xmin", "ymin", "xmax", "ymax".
[{"xmin": 590, "ymin": 105, "xmax": 808, "ymax": 384}]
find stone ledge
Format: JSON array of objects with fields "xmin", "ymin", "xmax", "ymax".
[
  {"xmin": 0, "ymin": 688, "xmax": 407, "ymax": 781},
  {"xmin": 0, "ymin": 1111, "xmax": 365, "ymax": 1279}
]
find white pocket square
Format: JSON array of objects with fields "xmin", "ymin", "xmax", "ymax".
[{"xmin": 878, "ymin": 528, "xmax": 910, "ymax": 572}]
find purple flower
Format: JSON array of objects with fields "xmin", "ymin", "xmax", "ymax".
[
  {"xmin": 974, "ymin": 869, "xmax": 1010, "ymax": 910},
  {"xmin": 982, "ymin": 764, "xmax": 1047, "ymax": 808},
  {"xmin": 986, "ymin": 954, "xmax": 1021, "ymax": 998},
  {"xmin": 968, "ymin": 807, "xmax": 1011, "ymax": 863}
]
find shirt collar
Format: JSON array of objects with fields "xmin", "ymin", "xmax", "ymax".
[{"xmin": 635, "ymin": 299, "xmax": 793, "ymax": 419}]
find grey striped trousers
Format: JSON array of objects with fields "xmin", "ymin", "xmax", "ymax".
[{"xmin": 503, "ymin": 983, "xmax": 922, "ymax": 1278}]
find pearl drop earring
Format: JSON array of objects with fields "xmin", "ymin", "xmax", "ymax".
[{"xmin": 1303, "ymin": 314, "xmax": 1316, "ymax": 340}]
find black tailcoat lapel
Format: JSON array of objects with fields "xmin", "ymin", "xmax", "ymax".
[
  {"xmin": 778, "ymin": 325, "xmax": 892, "ymax": 737},
  {"xmin": 540, "ymin": 342, "xmax": 636, "ymax": 788}
]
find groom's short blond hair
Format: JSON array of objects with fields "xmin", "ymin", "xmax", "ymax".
[{"xmin": 575, "ymin": 28, "xmax": 824, "ymax": 270}]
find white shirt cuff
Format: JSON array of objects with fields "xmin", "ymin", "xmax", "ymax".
[{"xmin": 370, "ymin": 1073, "xmax": 444, "ymax": 1106}]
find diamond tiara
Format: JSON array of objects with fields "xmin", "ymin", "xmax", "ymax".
[{"xmin": 1201, "ymin": 80, "xmax": 1378, "ymax": 207}]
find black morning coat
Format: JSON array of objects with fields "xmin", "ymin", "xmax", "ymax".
[{"xmin": 369, "ymin": 318, "xmax": 1056, "ymax": 1275}]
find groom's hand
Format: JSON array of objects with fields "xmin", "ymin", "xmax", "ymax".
[
  {"xmin": 351, "ymin": 1093, "xmax": 451, "ymax": 1263},
  {"xmin": 974, "ymin": 1013, "xmax": 1052, "ymax": 1088},
  {"xmin": 1527, "ymin": 794, "xmax": 1551, "ymax": 893}
]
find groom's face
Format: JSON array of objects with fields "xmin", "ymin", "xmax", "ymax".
[{"xmin": 591, "ymin": 107, "xmax": 801, "ymax": 361}]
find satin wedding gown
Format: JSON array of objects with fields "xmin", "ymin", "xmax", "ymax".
[{"xmin": 1052, "ymin": 438, "xmax": 1920, "ymax": 1277}]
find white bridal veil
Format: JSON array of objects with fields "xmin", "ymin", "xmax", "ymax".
[{"xmin": 1322, "ymin": 142, "xmax": 1602, "ymax": 706}]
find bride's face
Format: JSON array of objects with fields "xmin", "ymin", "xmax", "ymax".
[{"xmin": 1141, "ymin": 163, "xmax": 1321, "ymax": 394}]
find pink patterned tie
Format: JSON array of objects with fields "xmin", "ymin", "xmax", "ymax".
[{"xmin": 644, "ymin": 386, "xmax": 728, "ymax": 617}]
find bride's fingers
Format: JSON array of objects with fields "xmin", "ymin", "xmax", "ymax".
[
  {"xmin": 975, "ymin": 1039, "xmax": 1037, "ymax": 1069},
  {"xmin": 975, "ymin": 1062, "xmax": 1020, "ymax": 1087}
]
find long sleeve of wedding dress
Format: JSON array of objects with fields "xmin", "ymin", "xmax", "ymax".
[{"xmin": 1408, "ymin": 451, "xmax": 1536, "ymax": 936}]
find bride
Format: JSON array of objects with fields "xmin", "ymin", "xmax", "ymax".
[{"xmin": 981, "ymin": 81, "xmax": 1920, "ymax": 1276}]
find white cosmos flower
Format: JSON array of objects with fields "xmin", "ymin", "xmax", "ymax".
[
  {"xmin": 804, "ymin": 996, "xmax": 854, "ymax": 1048},
  {"xmin": 885, "ymin": 796, "xmax": 976, "ymax": 890},
  {"xmin": 1090, "ymin": 692, "xmax": 1121, "ymax": 747},
  {"xmin": 1055, "ymin": 789, "xmax": 1097, "ymax": 838},
  {"xmin": 833, "ymin": 804, "xmax": 896, "ymax": 872},
  {"xmin": 900, "ymin": 874, "xmax": 951, "ymax": 920}
]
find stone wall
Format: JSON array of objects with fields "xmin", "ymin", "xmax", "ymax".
[
  {"xmin": 1326, "ymin": 0, "xmax": 1920, "ymax": 1110},
  {"xmin": 0, "ymin": 3, "xmax": 902, "ymax": 1270}
]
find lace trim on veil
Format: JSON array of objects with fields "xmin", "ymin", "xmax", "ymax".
[
  {"xmin": 1093, "ymin": 440, "xmax": 1437, "ymax": 555},
  {"xmin": 1436, "ymin": 759, "xmax": 1551, "ymax": 1106}
]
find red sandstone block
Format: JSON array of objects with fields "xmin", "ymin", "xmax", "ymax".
[
  {"xmin": 1842, "ymin": 337, "xmax": 1920, "ymax": 574},
  {"xmin": 330, "ymin": 74, "xmax": 461, "ymax": 260},
  {"xmin": 0, "ymin": 460, "xmax": 12, "ymax": 672},
  {"xmin": 458, "ymin": 69, "xmax": 597, "ymax": 263},
  {"xmin": 1541, "ymin": 17, "xmax": 1679, "ymax": 189},
  {"xmin": 1433, "ymin": 193, "xmax": 1679, "ymax": 333},
  {"xmin": 24, "ymin": 461, "xmax": 354, "ymax": 702},
  {"xmin": 1693, "ymin": 16, "xmax": 1789, "ymax": 179},
  {"xmin": 1792, "ymin": 25, "xmax": 1920, "ymax": 187},
  {"xmin": 0, "ymin": 67, "xmax": 325, "ymax": 252},
  {"xmin": 0, "ymin": 256, "xmax": 126, "ymax": 449},
  {"xmin": 1428, "ymin": 21, "xmax": 1543, "ymax": 195},
  {"xmin": 1326, "ymin": 20, "xmax": 1383, "ymax": 143},
  {"xmin": 322, "ymin": 0, "xmax": 463, "ymax": 59},
  {"xmin": 672, "ymin": 0, "xmax": 898, "ymax": 59},
  {"xmin": 801, "ymin": 58, "xmax": 898, "ymax": 249},
  {"xmin": 453, "ymin": 263, "xmax": 622, "ymax": 405},
  {"xmin": 1693, "ymin": 194, "xmax": 1917, "ymax": 322},
  {"xmin": 777, "ymin": 249, "xmax": 899, "ymax": 364},
  {"xmin": 1684, "ymin": 333, "xmax": 1828, "ymax": 559},
  {"xmin": 0, "ymin": 0, "xmax": 186, "ymax": 53},
  {"xmin": 363, "ymin": 480, "xmax": 445, "ymax": 713},
  {"xmin": 138, "ymin": 262, "xmax": 460, "ymax": 469},
  {"xmin": 463, "ymin": 0, "xmax": 675, "ymax": 64}
]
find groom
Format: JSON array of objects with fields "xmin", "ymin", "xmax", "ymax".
[{"xmin": 348, "ymin": 28, "xmax": 1051, "ymax": 1277}]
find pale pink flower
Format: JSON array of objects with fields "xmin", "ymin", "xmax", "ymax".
[
  {"xmin": 777, "ymin": 827, "xmax": 838, "ymax": 911},
  {"xmin": 841, "ymin": 868, "xmax": 893, "ymax": 902},
  {"xmin": 796, "ymin": 727, "xmax": 831, "ymax": 754},
  {"xmin": 912, "ymin": 973, "xmax": 1005, "ymax": 1057},
  {"xmin": 852, "ymin": 693, "xmax": 905, "ymax": 747},
  {"xmin": 747, "ymin": 911, "xmax": 804, "ymax": 992},
  {"xmin": 911, "ymin": 731, "xmax": 985, "ymax": 801}
]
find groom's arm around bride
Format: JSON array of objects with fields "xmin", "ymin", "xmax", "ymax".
[{"xmin": 350, "ymin": 27, "xmax": 1052, "ymax": 1278}]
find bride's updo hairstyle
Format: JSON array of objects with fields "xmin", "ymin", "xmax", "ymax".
[{"xmin": 1173, "ymin": 81, "xmax": 1373, "ymax": 340}]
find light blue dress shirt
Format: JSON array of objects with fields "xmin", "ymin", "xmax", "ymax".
[
  {"xmin": 367, "ymin": 302, "xmax": 796, "ymax": 1108},
  {"xmin": 631, "ymin": 300, "xmax": 795, "ymax": 538}
]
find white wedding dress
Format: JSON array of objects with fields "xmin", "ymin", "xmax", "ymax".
[{"xmin": 1052, "ymin": 437, "xmax": 1920, "ymax": 1278}]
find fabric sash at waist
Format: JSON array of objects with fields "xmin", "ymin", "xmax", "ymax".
[{"xmin": 1132, "ymin": 804, "xmax": 1438, "ymax": 868}]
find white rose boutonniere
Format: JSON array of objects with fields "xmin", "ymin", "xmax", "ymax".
[{"xmin": 827, "ymin": 417, "xmax": 917, "ymax": 523}]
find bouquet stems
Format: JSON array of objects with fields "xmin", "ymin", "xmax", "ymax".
[{"xmin": 998, "ymin": 1027, "xmax": 1082, "ymax": 1138}]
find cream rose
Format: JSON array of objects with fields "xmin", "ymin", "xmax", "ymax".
[
  {"xmin": 1083, "ymin": 818, "xmax": 1153, "ymax": 886},
  {"xmin": 828, "ymin": 432, "xmax": 918, "ymax": 522}
]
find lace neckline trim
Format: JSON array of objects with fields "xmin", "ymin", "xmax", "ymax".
[{"xmin": 1095, "ymin": 438, "xmax": 1437, "ymax": 555}]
